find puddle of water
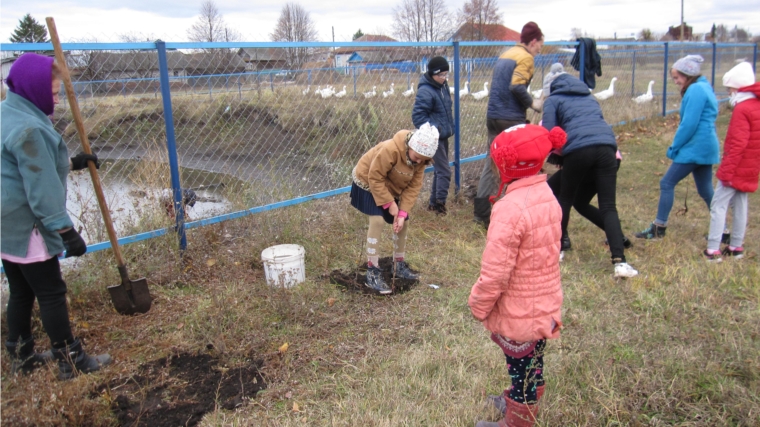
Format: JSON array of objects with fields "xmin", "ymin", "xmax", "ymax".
[{"xmin": 66, "ymin": 161, "xmax": 231, "ymax": 242}]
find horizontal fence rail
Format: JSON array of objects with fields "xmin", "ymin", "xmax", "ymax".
[{"xmin": 1, "ymin": 40, "xmax": 757, "ymax": 260}]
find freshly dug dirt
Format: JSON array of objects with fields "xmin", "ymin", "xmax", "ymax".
[
  {"xmin": 93, "ymin": 352, "xmax": 265, "ymax": 427},
  {"xmin": 329, "ymin": 256, "xmax": 419, "ymax": 295}
]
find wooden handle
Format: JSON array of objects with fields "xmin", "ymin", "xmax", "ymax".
[{"xmin": 46, "ymin": 17, "xmax": 126, "ymax": 268}]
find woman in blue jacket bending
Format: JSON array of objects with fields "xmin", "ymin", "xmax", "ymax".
[{"xmin": 636, "ymin": 55, "xmax": 720, "ymax": 239}]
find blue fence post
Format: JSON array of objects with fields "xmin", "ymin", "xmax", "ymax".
[
  {"xmin": 711, "ymin": 42, "xmax": 717, "ymax": 90},
  {"xmin": 631, "ymin": 51, "xmax": 636, "ymax": 97},
  {"xmin": 453, "ymin": 42, "xmax": 461, "ymax": 193},
  {"xmin": 753, "ymin": 44, "xmax": 758, "ymax": 72},
  {"xmin": 662, "ymin": 42, "xmax": 669, "ymax": 117},
  {"xmin": 270, "ymin": 73, "xmax": 274, "ymax": 92},
  {"xmin": 156, "ymin": 41, "xmax": 187, "ymax": 251},
  {"xmin": 579, "ymin": 41, "xmax": 585, "ymax": 83}
]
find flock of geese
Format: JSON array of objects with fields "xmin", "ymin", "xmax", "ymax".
[
  {"xmin": 300, "ymin": 81, "xmax": 490, "ymax": 101},
  {"xmin": 531, "ymin": 77, "xmax": 656, "ymax": 104},
  {"xmin": 300, "ymin": 78, "xmax": 656, "ymax": 104}
]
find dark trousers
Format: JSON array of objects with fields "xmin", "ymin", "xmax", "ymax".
[
  {"xmin": 429, "ymin": 138, "xmax": 451, "ymax": 205},
  {"xmin": 504, "ymin": 340, "xmax": 546, "ymax": 403},
  {"xmin": 558, "ymin": 145, "xmax": 627, "ymax": 262},
  {"xmin": 2, "ymin": 257, "xmax": 74, "ymax": 346},
  {"xmin": 547, "ymin": 158, "xmax": 622, "ymax": 234}
]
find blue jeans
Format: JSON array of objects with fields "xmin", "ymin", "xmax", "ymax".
[
  {"xmin": 655, "ymin": 162, "xmax": 714, "ymax": 226},
  {"xmin": 429, "ymin": 138, "xmax": 451, "ymax": 205}
]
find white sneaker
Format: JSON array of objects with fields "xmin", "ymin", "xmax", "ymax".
[
  {"xmin": 559, "ymin": 251, "xmax": 565, "ymax": 262},
  {"xmin": 614, "ymin": 262, "xmax": 638, "ymax": 278}
]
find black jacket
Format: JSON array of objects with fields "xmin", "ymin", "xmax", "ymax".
[{"xmin": 570, "ymin": 38, "xmax": 602, "ymax": 89}]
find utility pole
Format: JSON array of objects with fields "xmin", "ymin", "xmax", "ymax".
[{"xmin": 680, "ymin": 0, "xmax": 685, "ymax": 41}]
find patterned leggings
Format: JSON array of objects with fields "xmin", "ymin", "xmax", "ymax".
[{"xmin": 504, "ymin": 339, "xmax": 546, "ymax": 403}]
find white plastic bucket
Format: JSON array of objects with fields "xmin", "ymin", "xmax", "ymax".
[{"xmin": 261, "ymin": 244, "xmax": 305, "ymax": 288}]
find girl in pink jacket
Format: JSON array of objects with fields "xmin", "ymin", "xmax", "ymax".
[{"xmin": 469, "ymin": 124, "xmax": 565, "ymax": 427}]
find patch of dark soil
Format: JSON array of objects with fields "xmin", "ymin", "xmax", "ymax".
[
  {"xmin": 93, "ymin": 352, "xmax": 266, "ymax": 427},
  {"xmin": 329, "ymin": 256, "xmax": 419, "ymax": 295}
]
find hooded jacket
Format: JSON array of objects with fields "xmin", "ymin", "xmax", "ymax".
[
  {"xmin": 412, "ymin": 74, "xmax": 454, "ymax": 140},
  {"xmin": 667, "ymin": 76, "xmax": 720, "ymax": 165},
  {"xmin": 468, "ymin": 174, "xmax": 563, "ymax": 343},
  {"xmin": 716, "ymin": 83, "xmax": 760, "ymax": 192},
  {"xmin": 487, "ymin": 45, "xmax": 535, "ymax": 121},
  {"xmin": 1, "ymin": 93, "xmax": 73, "ymax": 258},
  {"xmin": 353, "ymin": 130, "xmax": 429, "ymax": 213},
  {"xmin": 542, "ymin": 74, "xmax": 617, "ymax": 156}
]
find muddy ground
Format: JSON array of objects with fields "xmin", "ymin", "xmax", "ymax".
[
  {"xmin": 93, "ymin": 352, "xmax": 265, "ymax": 427},
  {"xmin": 329, "ymin": 256, "xmax": 420, "ymax": 295}
]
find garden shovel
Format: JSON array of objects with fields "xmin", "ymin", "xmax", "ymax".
[{"xmin": 47, "ymin": 17, "xmax": 152, "ymax": 315}]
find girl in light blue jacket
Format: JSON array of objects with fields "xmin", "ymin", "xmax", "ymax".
[{"xmin": 636, "ymin": 55, "xmax": 720, "ymax": 239}]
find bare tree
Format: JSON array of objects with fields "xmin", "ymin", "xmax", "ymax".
[
  {"xmin": 638, "ymin": 28, "xmax": 654, "ymax": 41},
  {"xmin": 187, "ymin": 0, "xmax": 239, "ymax": 43},
  {"xmin": 570, "ymin": 28, "xmax": 585, "ymax": 40},
  {"xmin": 729, "ymin": 25, "xmax": 750, "ymax": 42},
  {"xmin": 456, "ymin": 0, "xmax": 501, "ymax": 41},
  {"xmin": 392, "ymin": 0, "xmax": 454, "ymax": 43},
  {"xmin": 270, "ymin": 3, "xmax": 318, "ymax": 70}
]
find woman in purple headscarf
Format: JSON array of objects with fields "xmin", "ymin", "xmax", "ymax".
[{"xmin": 1, "ymin": 53, "xmax": 111, "ymax": 379}]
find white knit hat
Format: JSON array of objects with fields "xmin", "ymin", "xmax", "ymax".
[
  {"xmin": 723, "ymin": 62, "xmax": 755, "ymax": 89},
  {"xmin": 672, "ymin": 55, "xmax": 704, "ymax": 77},
  {"xmin": 408, "ymin": 123, "xmax": 439, "ymax": 158}
]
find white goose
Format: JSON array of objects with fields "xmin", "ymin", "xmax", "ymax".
[
  {"xmin": 531, "ymin": 88, "xmax": 543, "ymax": 99},
  {"xmin": 320, "ymin": 86, "xmax": 335, "ymax": 98},
  {"xmin": 402, "ymin": 86, "xmax": 414, "ymax": 97},
  {"xmin": 314, "ymin": 85, "xmax": 321, "ymax": 96},
  {"xmin": 634, "ymin": 80, "xmax": 655, "ymax": 104},
  {"xmin": 363, "ymin": 86, "xmax": 377, "ymax": 98},
  {"xmin": 471, "ymin": 82, "xmax": 489, "ymax": 100},
  {"xmin": 302, "ymin": 85, "xmax": 310, "ymax": 96},
  {"xmin": 334, "ymin": 85, "xmax": 347, "ymax": 98},
  {"xmin": 459, "ymin": 81, "xmax": 470, "ymax": 98},
  {"xmin": 382, "ymin": 83, "xmax": 395, "ymax": 98},
  {"xmin": 593, "ymin": 77, "xmax": 618, "ymax": 101}
]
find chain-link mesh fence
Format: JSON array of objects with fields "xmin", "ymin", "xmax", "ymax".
[{"xmin": 1, "ymin": 41, "xmax": 757, "ymax": 250}]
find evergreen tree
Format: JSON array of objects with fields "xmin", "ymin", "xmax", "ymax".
[
  {"xmin": 9, "ymin": 14, "xmax": 49, "ymax": 43},
  {"xmin": 353, "ymin": 29, "xmax": 364, "ymax": 40}
]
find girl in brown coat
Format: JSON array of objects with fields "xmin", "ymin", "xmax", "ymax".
[{"xmin": 350, "ymin": 123, "xmax": 439, "ymax": 294}]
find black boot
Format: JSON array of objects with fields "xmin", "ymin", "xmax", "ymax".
[
  {"xmin": 427, "ymin": 200, "xmax": 447, "ymax": 215},
  {"xmin": 393, "ymin": 260, "xmax": 419, "ymax": 280},
  {"xmin": 473, "ymin": 197, "xmax": 491, "ymax": 230},
  {"xmin": 365, "ymin": 266, "xmax": 392, "ymax": 295},
  {"xmin": 560, "ymin": 236, "xmax": 572, "ymax": 251},
  {"xmin": 53, "ymin": 338, "xmax": 112, "ymax": 380},
  {"xmin": 5, "ymin": 337, "xmax": 53, "ymax": 375}
]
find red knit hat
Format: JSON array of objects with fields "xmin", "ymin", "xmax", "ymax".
[
  {"xmin": 490, "ymin": 124, "xmax": 566, "ymax": 202},
  {"xmin": 520, "ymin": 21, "xmax": 544, "ymax": 45}
]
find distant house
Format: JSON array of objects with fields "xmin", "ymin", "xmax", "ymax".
[
  {"xmin": 667, "ymin": 23, "xmax": 693, "ymax": 41},
  {"xmin": 334, "ymin": 35, "xmax": 416, "ymax": 74},
  {"xmin": 237, "ymin": 48, "xmax": 288, "ymax": 71},
  {"xmin": 184, "ymin": 51, "xmax": 247, "ymax": 88},
  {"xmin": 451, "ymin": 23, "xmax": 521, "ymax": 42}
]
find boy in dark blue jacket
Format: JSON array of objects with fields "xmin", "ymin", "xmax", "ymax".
[{"xmin": 412, "ymin": 56, "xmax": 454, "ymax": 214}]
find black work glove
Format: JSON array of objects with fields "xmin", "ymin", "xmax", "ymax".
[
  {"xmin": 70, "ymin": 152, "xmax": 100, "ymax": 171},
  {"xmin": 60, "ymin": 228, "xmax": 87, "ymax": 257}
]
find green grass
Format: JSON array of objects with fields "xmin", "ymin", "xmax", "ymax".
[{"xmin": 2, "ymin": 109, "xmax": 759, "ymax": 426}]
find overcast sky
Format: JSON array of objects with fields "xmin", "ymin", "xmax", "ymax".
[{"xmin": 1, "ymin": 0, "xmax": 759, "ymax": 44}]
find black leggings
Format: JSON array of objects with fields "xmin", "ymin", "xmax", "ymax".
[
  {"xmin": 505, "ymin": 340, "xmax": 546, "ymax": 403},
  {"xmin": 2, "ymin": 257, "xmax": 74, "ymax": 346},
  {"xmin": 554, "ymin": 145, "xmax": 626, "ymax": 262}
]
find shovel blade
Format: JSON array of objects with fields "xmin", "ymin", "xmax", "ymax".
[{"xmin": 107, "ymin": 277, "xmax": 152, "ymax": 315}]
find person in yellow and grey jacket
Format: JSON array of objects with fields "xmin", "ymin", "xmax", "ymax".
[
  {"xmin": 350, "ymin": 123, "xmax": 439, "ymax": 294},
  {"xmin": 474, "ymin": 22, "xmax": 545, "ymax": 229}
]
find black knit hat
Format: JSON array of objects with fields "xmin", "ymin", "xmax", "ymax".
[{"xmin": 427, "ymin": 56, "xmax": 449, "ymax": 76}]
